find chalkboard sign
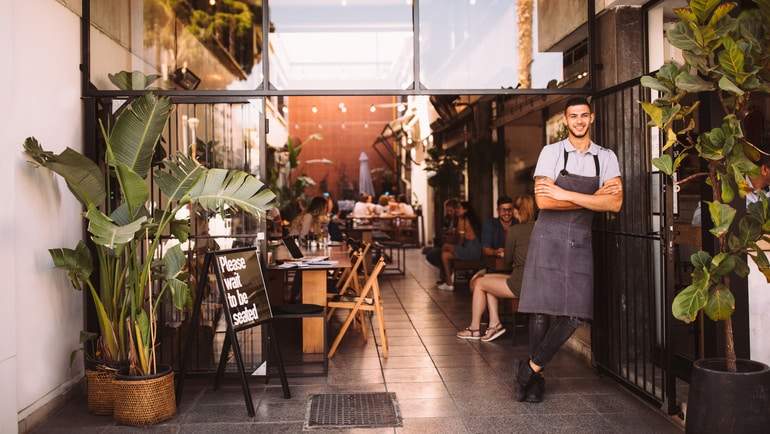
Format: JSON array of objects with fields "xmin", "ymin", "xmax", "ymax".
[
  {"xmin": 212, "ymin": 248, "xmax": 272, "ymax": 331},
  {"xmin": 177, "ymin": 247, "xmax": 289, "ymax": 417}
]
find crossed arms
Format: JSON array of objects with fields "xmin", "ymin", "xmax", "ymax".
[{"xmin": 534, "ymin": 176, "xmax": 623, "ymax": 213}]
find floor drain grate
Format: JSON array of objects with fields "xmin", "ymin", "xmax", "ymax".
[{"xmin": 304, "ymin": 392, "xmax": 402, "ymax": 430}]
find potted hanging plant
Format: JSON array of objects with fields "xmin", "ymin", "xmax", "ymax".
[
  {"xmin": 640, "ymin": 1, "xmax": 770, "ymax": 433},
  {"xmin": 24, "ymin": 71, "xmax": 275, "ymax": 424}
]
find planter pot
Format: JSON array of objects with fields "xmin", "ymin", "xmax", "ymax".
[
  {"xmin": 112, "ymin": 365, "xmax": 176, "ymax": 426},
  {"xmin": 85, "ymin": 368, "xmax": 117, "ymax": 415},
  {"xmin": 686, "ymin": 358, "xmax": 770, "ymax": 434}
]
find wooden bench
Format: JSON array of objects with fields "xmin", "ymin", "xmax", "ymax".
[{"xmin": 452, "ymin": 259, "xmax": 483, "ymax": 290}]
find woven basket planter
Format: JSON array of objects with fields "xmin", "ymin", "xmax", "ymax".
[
  {"xmin": 113, "ymin": 366, "xmax": 176, "ymax": 426},
  {"xmin": 86, "ymin": 368, "xmax": 117, "ymax": 415}
]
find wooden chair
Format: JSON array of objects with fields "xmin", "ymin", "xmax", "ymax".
[
  {"xmin": 326, "ymin": 248, "xmax": 366, "ymax": 319},
  {"xmin": 327, "ymin": 258, "xmax": 388, "ymax": 358},
  {"xmin": 326, "ymin": 243, "xmax": 372, "ymax": 337},
  {"xmin": 331, "ymin": 248, "xmax": 372, "ymax": 339}
]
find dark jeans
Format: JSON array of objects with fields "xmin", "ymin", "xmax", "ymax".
[
  {"xmin": 424, "ymin": 246, "xmax": 444, "ymax": 280},
  {"xmin": 528, "ymin": 314, "xmax": 581, "ymax": 368}
]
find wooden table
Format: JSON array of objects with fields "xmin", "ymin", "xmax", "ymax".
[{"xmin": 269, "ymin": 244, "xmax": 351, "ymax": 354}]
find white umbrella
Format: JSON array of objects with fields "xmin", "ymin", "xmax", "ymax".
[{"xmin": 358, "ymin": 152, "xmax": 375, "ymax": 196}]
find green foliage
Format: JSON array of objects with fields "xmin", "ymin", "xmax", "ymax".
[
  {"xmin": 86, "ymin": 206, "xmax": 148, "ymax": 250},
  {"xmin": 23, "ymin": 138, "xmax": 106, "ymax": 206},
  {"xmin": 104, "ymin": 93, "xmax": 173, "ymax": 179},
  {"xmin": 269, "ymin": 134, "xmax": 322, "ymax": 209},
  {"xmin": 108, "ymin": 71, "xmax": 160, "ymax": 91},
  {"xmin": 23, "ymin": 70, "xmax": 276, "ymax": 374},
  {"xmin": 425, "ymin": 144, "xmax": 467, "ymax": 197},
  {"xmin": 49, "ymin": 241, "xmax": 93, "ymax": 292},
  {"xmin": 189, "ymin": 168, "xmax": 276, "ymax": 216},
  {"xmin": 186, "ymin": 0, "xmax": 254, "ymax": 40},
  {"xmin": 640, "ymin": 1, "xmax": 770, "ymax": 355},
  {"xmin": 161, "ymin": 244, "xmax": 190, "ymax": 310}
]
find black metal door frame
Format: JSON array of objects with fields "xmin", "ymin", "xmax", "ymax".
[{"xmin": 591, "ymin": 78, "xmax": 680, "ymax": 415}]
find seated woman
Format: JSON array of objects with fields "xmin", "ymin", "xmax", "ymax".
[
  {"xmin": 289, "ymin": 196, "xmax": 329, "ymax": 239},
  {"xmin": 424, "ymin": 198, "xmax": 459, "ymax": 283},
  {"xmin": 438, "ymin": 201, "xmax": 482, "ymax": 291},
  {"xmin": 374, "ymin": 195, "xmax": 391, "ymax": 216},
  {"xmin": 457, "ymin": 195, "xmax": 536, "ymax": 341}
]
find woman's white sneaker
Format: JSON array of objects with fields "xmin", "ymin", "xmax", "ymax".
[{"xmin": 437, "ymin": 283, "xmax": 454, "ymax": 291}]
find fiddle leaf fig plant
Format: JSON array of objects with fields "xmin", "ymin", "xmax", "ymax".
[
  {"xmin": 640, "ymin": 0, "xmax": 770, "ymax": 371},
  {"xmin": 24, "ymin": 71, "xmax": 275, "ymax": 375}
]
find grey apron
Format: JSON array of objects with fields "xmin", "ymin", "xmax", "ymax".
[{"xmin": 518, "ymin": 149, "xmax": 600, "ymax": 320}]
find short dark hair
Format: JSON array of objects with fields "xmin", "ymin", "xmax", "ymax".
[
  {"xmin": 497, "ymin": 196, "xmax": 513, "ymax": 207},
  {"xmin": 445, "ymin": 198, "xmax": 460, "ymax": 208},
  {"xmin": 564, "ymin": 97, "xmax": 592, "ymax": 113}
]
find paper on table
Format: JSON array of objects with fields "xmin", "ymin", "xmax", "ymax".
[
  {"xmin": 304, "ymin": 260, "xmax": 338, "ymax": 266},
  {"xmin": 276, "ymin": 261, "xmax": 302, "ymax": 269}
]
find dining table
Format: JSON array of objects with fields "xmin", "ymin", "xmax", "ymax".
[
  {"xmin": 269, "ymin": 243, "xmax": 351, "ymax": 354},
  {"xmin": 346, "ymin": 215, "xmax": 417, "ymax": 269}
]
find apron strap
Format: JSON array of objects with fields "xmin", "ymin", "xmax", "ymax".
[
  {"xmin": 561, "ymin": 149, "xmax": 601, "ymax": 177},
  {"xmin": 561, "ymin": 149, "xmax": 569, "ymax": 176},
  {"xmin": 593, "ymin": 154, "xmax": 600, "ymax": 177}
]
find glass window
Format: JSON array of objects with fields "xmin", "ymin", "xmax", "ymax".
[
  {"xmin": 90, "ymin": 0, "xmax": 265, "ymax": 90},
  {"xmin": 166, "ymin": 99, "xmax": 264, "ymax": 173},
  {"xmin": 419, "ymin": 0, "xmax": 588, "ymax": 89},
  {"xmin": 268, "ymin": 0, "xmax": 414, "ymax": 90}
]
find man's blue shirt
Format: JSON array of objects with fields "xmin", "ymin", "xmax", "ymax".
[{"xmin": 481, "ymin": 218, "xmax": 511, "ymax": 249}]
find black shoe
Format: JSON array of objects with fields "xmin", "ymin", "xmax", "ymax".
[
  {"xmin": 512, "ymin": 359, "xmax": 536, "ymax": 402},
  {"xmin": 525, "ymin": 373, "xmax": 545, "ymax": 403}
]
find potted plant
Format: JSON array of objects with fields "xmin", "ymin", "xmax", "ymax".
[
  {"xmin": 640, "ymin": 1, "xmax": 770, "ymax": 432},
  {"xmin": 24, "ymin": 71, "xmax": 275, "ymax": 424},
  {"xmin": 266, "ymin": 134, "xmax": 321, "ymax": 215}
]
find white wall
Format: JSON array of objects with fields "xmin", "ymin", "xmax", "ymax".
[
  {"xmin": 2, "ymin": 1, "xmax": 86, "ymax": 431},
  {"xmin": 749, "ymin": 241, "xmax": 770, "ymax": 366},
  {"xmin": 410, "ymin": 96, "xmax": 435, "ymax": 245},
  {"xmin": 0, "ymin": 1, "xmax": 19, "ymax": 430}
]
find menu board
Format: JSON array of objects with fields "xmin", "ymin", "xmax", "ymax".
[{"xmin": 212, "ymin": 248, "xmax": 272, "ymax": 331}]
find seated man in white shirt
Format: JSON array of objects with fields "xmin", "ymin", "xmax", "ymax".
[{"xmin": 397, "ymin": 194, "xmax": 415, "ymax": 216}]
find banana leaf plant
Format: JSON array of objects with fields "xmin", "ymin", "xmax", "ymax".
[
  {"xmin": 23, "ymin": 72, "xmax": 275, "ymax": 375},
  {"xmin": 640, "ymin": 0, "xmax": 770, "ymax": 371}
]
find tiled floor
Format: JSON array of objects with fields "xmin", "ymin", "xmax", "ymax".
[{"xmin": 33, "ymin": 250, "xmax": 682, "ymax": 433}]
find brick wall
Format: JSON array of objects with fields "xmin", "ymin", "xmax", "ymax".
[{"xmin": 286, "ymin": 96, "xmax": 399, "ymax": 200}]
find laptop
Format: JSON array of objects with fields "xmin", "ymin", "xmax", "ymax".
[{"xmin": 282, "ymin": 237, "xmax": 329, "ymax": 262}]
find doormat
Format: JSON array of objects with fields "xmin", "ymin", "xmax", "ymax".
[{"xmin": 304, "ymin": 392, "xmax": 402, "ymax": 430}]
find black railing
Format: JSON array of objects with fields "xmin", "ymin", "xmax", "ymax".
[{"xmin": 592, "ymin": 80, "xmax": 676, "ymax": 410}]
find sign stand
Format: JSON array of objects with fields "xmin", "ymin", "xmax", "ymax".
[{"xmin": 177, "ymin": 247, "xmax": 290, "ymax": 417}]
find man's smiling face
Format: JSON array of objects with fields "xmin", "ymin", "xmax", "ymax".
[{"xmin": 564, "ymin": 104, "xmax": 594, "ymax": 139}]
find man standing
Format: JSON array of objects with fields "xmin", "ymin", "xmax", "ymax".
[
  {"xmin": 514, "ymin": 97, "xmax": 623, "ymax": 402},
  {"xmin": 481, "ymin": 196, "xmax": 516, "ymax": 262}
]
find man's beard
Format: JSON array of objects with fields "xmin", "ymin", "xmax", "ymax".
[{"xmin": 568, "ymin": 126, "xmax": 589, "ymax": 138}]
